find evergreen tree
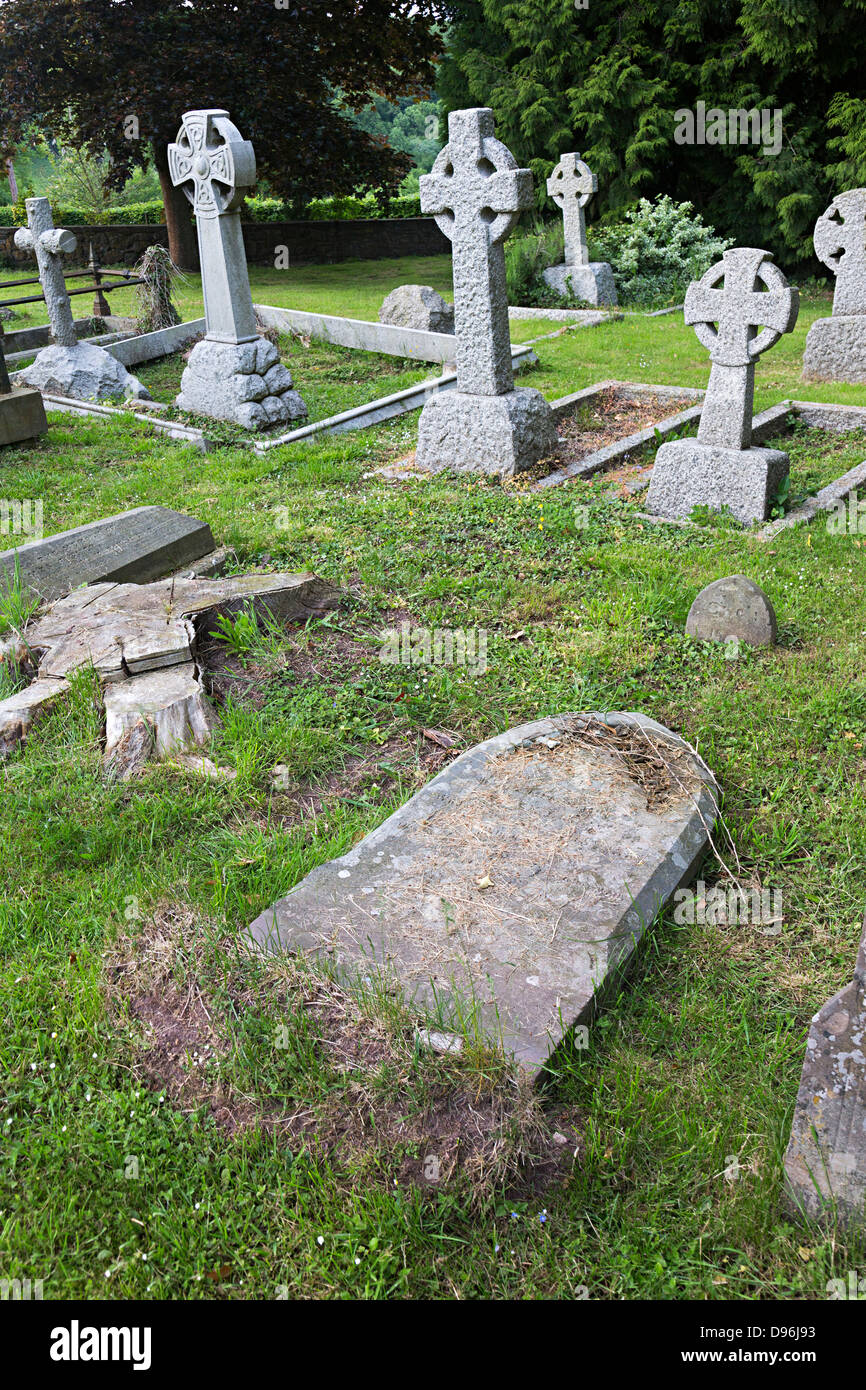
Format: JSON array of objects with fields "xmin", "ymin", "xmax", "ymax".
[{"xmin": 438, "ymin": 0, "xmax": 866, "ymax": 271}]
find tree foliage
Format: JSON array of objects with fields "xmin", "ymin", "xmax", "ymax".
[
  {"xmin": 0, "ymin": 0, "xmax": 444, "ymax": 264},
  {"xmin": 438, "ymin": 0, "xmax": 866, "ymax": 271}
]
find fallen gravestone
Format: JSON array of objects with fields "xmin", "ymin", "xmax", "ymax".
[
  {"xmin": 646, "ymin": 248, "xmax": 799, "ymax": 524},
  {"xmin": 379, "ymin": 285, "xmax": 454, "ymax": 334},
  {"xmin": 0, "ymin": 506, "xmax": 215, "ymax": 603},
  {"xmin": 0, "ymin": 570, "xmax": 340, "ymax": 775},
  {"xmin": 246, "ymin": 712, "xmax": 718, "ymax": 1074},
  {"xmin": 543, "ymin": 153, "xmax": 617, "ymax": 306},
  {"xmin": 14, "ymin": 198, "xmax": 149, "ymax": 403},
  {"xmin": 783, "ymin": 915, "xmax": 866, "ymax": 1228},
  {"xmin": 803, "ymin": 189, "xmax": 866, "ymax": 382},
  {"xmin": 416, "ymin": 108, "xmax": 558, "ymax": 476},
  {"xmin": 168, "ymin": 109, "xmax": 307, "ymax": 430},
  {"xmin": 0, "ymin": 321, "xmax": 47, "ymax": 446},
  {"xmin": 686, "ymin": 575, "xmax": 777, "ymax": 647}
]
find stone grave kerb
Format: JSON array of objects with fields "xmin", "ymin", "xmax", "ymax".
[{"xmin": 420, "ymin": 106, "xmax": 533, "ymax": 397}]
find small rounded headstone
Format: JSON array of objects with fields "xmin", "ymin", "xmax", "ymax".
[
  {"xmin": 379, "ymin": 284, "xmax": 454, "ymax": 334},
  {"xmin": 685, "ymin": 574, "xmax": 777, "ymax": 646}
]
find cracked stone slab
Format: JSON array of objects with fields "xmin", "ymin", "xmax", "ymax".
[
  {"xmin": 246, "ymin": 711, "xmax": 719, "ymax": 1074},
  {"xmin": 0, "ymin": 506, "xmax": 215, "ymax": 604},
  {"xmin": 0, "ymin": 677, "xmax": 70, "ymax": 758},
  {"xmin": 103, "ymin": 662, "xmax": 215, "ymax": 758},
  {"xmin": 28, "ymin": 571, "xmax": 340, "ymax": 682},
  {"xmin": 783, "ymin": 916, "xmax": 866, "ymax": 1228}
]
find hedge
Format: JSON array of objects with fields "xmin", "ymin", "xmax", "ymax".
[{"xmin": 3, "ymin": 193, "xmax": 423, "ymax": 226}]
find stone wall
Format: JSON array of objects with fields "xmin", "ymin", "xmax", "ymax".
[{"xmin": 0, "ymin": 217, "xmax": 450, "ymax": 270}]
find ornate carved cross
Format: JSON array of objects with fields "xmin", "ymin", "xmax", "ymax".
[
  {"xmin": 421, "ymin": 108, "xmax": 533, "ymax": 395},
  {"xmin": 168, "ymin": 109, "xmax": 258, "ymax": 344},
  {"xmin": 684, "ymin": 248, "xmax": 798, "ymax": 449},
  {"xmin": 547, "ymin": 153, "xmax": 596, "ymax": 267}
]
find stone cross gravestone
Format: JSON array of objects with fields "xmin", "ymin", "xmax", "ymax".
[
  {"xmin": 13, "ymin": 198, "xmax": 148, "ymax": 403},
  {"xmin": 646, "ymin": 247, "xmax": 798, "ymax": 524},
  {"xmin": 0, "ymin": 324, "xmax": 47, "ymax": 446},
  {"xmin": 803, "ymin": 189, "xmax": 866, "ymax": 382},
  {"xmin": 542, "ymin": 153, "xmax": 617, "ymax": 306},
  {"xmin": 168, "ymin": 109, "xmax": 307, "ymax": 430},
  {"xmin": 415, "ymin": 107, "xmax": 557, "ymax": 475}
]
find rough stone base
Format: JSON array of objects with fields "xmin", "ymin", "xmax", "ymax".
[
  {"xmin": 0, "ymin": 386, "xmax": 48, "ymax": 445},
  {"xmin": 416, "ymin": 387, "xmax": 558, "ymax": 477},
  {"xmin": 543, "ymin": 262, "xmax": 618, "ymax": 307},
  {"xmin": 645, "ymin": 439, "xmax": 789, "ymax": 525},
  {"xmin": 782, "ymin": 917, "xmax": 866, "ymax": 1228},
  {"xmin": 19, "ymin": 341, "xmax": 150, "ymax": 403},
  {"xmin": 379, "ymin": 284, "xmax": 454, "ymax": 334},
  {"xmin": 802, "ymin": 315, "xmax": 866, "ymax": 382},
  {"xmin": 177, "ymin": 337, "xmax": 308, "ymax": 431}
]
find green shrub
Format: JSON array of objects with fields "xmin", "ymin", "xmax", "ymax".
[
  {"xmin": 590, "ymin": 195, "xmax": 733, "ymax": 309},
  {"xmin": 505, "ymin": 221, "xmax": 592, "ymax": 307}
]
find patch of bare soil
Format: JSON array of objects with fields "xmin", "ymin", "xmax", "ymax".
[
  {"xmin": 557, "ymin": 386, "xmax": 695, "ymax": 468},
  {"xmin": 108, "ymin": 904, "xmax": 583, "ymax": 1206}
]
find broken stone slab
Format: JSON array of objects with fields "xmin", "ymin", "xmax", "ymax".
[
  {"xmin": 782, "ymin": 915, "xmax": 866, "ymax": 1228},
  {"xmin": 28, "ymin": 571, "xmax": 340, "ymax": 682},
  {"xmin": 0, "ymin": 676, "xmax": 70, "ymax": 758},
  {"xmin": 246, "ymin": 711, "xmax": 719, "ymax": 1074},
  {"xmin": 685, "ymin": 575, "xmax": 777, "ymax": 647},
  {"xmin": 103, "ymin": 662, "xmax": 216, "ymax": 760},
  {"xmin": 379, "ymin": 285, "xmax": 454, "ymax": 334},
  {"xmin": 0, "ymin": 506, "xmax": 215, "ymax": 604}
]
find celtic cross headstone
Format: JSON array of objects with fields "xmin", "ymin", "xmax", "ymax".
[
  {"xmin": 542, "ymin": 153, "xmax": 617, "ymax": 306},
  {"xmin": 803, "ymin": 188, "xmax": 866, "ymax": 382},
  {"xmin": 646, "ymin": 247, "xmax": 799, "ymax": 524},
  {"xmin": 168, "ymin": 109, "xmax": 307, "ymax": 431},
  {"xmin": 415, "ymin": 108, "xmax": 557, "ymax": 475}
]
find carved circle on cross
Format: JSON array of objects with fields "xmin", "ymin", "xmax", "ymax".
[
  {"xmin": 685, "ymin": 249, "xmax": 796, "ymax": 366},
  {"xmin": 168, "ymin": 109, "xmax": 256, "ymax": 220},
  {"xmin": 813, "ymin": 189, "xmax": 866, "ymax": 274},
  {"xmin": 546, "ymin": 153, "xmax": 597, "ymax": 209},
  {"xmin": 424, "ymin": 132, "xmax": 526, "ymax": 247}
]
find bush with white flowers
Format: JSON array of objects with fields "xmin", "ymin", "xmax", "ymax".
[{"xmin": 590, "ymin": 194, "xmax": 733, "ymax": 309}]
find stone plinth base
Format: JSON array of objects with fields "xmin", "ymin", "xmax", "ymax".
[
  {"xmin": 416, "ymin": 387, "xmax": 558, "ymax": 477},
  {"xmin": 177, "ymin": 337, "xmax": 308, "ymax": 431},
  {"xmin": 0, "ymin": 386, "xmax": 48, "ymax": 445},
  {"xmin": 543, "ymin": 262, "xmax": 617, "ymax": 307},
  {"xmin": 802, "ymin": 315, "xmax": 866, "ymax": 382},
  {"xmin": 20, "ymin": 341, "xmax": 149, "ymax": 403},
  {"xmin": 645, "ymin": 439, "xmax": 789, "ymax": 525}
]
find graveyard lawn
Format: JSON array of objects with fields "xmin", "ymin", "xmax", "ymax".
[{"xmin": 3, "ymin": 266, "xmax": 866, "ymax": 1300}]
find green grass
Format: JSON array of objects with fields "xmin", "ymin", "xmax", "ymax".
[{"xmin": 1, "ymin": 257, "xmax": 866, "ymax": 1300}]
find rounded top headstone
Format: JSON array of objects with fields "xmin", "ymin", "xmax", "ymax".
[{"xmin": 685, "ymin": 574, "xmax": 777, "ymax": 646}]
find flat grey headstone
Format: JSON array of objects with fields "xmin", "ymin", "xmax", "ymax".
[
  {"xmin": 0, "ymin": 505, "xmax": 215, "ymax": 603},
  {"xmin": 246, "ymin": 711, "xmax": 719, "ymax": 1074},
  {"xmin": 685, "ymin": 574, "xmax": 777, "ymax": 646},
  {"xmin": 783, "ymin": 916, "xmax": 866, "ymax": 1228}
]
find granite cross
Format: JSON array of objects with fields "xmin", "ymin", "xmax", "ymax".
[
  {"xmin": 420, "ymin": 107, "xmax": 533, "ymax": 395},
  {"xmin": 685, "ymin": 247, "xmax": 798, "ymax": 450},
  {"xmin": 813, "ymin": 189, "xmax": 866, "ymax": 317},
  {"xmin": 168, "ymin": 109, "xmax": 258, "ymax": 344},
  {"xmin": 546, "ymin": 153, "xmax": 596, "ymax": 268},
  {"xmin": 13, "ymin": 198, "xmax": 79, "ymax": 349}
]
